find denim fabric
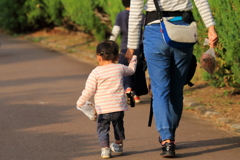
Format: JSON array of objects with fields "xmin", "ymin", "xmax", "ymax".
[
  {"xmin": 143, "ymin": 21, "xmax": 193, "ymax": 141},
  {"xmin": 97, "ymin": 111, "xmax": 125, "ymax": 148}
]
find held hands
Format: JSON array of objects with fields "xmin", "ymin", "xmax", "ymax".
[
  {"xmin": 208, "ymin": 26, "xmax": 218, "ymax": 48},
  {"xmin": 125, "ymin": 49, "xmax": 134, "ymax": 62}
]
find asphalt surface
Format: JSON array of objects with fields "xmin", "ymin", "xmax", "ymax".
[{"xmin": 0, "ymin": 33, "xmax": 240, "ymax": 160}]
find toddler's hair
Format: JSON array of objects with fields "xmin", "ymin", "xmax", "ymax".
[
  {"xmin": 122, "ymin": 0, "xmax": 130, "ymax": 8},
  {"xmin": 96, "ymin": 40, "xmax": 119, "ymax": 61}
]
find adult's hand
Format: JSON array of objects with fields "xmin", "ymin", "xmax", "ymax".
[
  {"xmin": 208, "ymin": 25, "xmax": 218, "ymax": 48},
  {"xmin": 125, "ymin": 49, "xmax": 134, "ymax": 62}
]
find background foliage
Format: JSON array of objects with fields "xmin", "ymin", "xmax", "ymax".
[
  {"xmin": 192, "ymin": 0, "xmax": 240, "ymax": 91},
  {"xmin": 0, "ymin": 0, "xmax": 123, "ymax": 39},
  {"xmin": 0, "ymin": 0, "xmax": 239, "ymax": 91}
]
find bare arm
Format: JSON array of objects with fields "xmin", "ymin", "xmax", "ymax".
[{"xmin": 208, "ymin": 25, "xmax": 218, "ymax": 47}]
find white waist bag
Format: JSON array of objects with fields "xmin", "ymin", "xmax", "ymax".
[
  {"xmin": 160, "ymin": 18, "xmax": 198, "ymax": 48},
  {"xmin": 153, "ymin": 0, "xmax": 198, "ymax": 48}
]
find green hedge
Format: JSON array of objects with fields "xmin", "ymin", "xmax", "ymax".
[
  {"xmin": 192, "ymin": 0, "xmax": 240, "ymax": 90},
  {"xmin": 0, "ymin": 0, "xmax": 123, "ymax": 39}
]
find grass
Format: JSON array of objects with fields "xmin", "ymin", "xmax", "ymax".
[
  {"xmin": 33, "ymin": 37, "xmax": 42, "ymax": 42},
  {"xmin": 213, "ymin": 94, "xmax": 222, "ymax": 97},
  {"xmin": 184, "ymin": 107, "xmax": 195, "ymax": 110},
  {"xmin": 183, "ymin": 90, "xmax": 192, "ymax": 96}
]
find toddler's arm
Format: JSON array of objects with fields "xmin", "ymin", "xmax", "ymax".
[
  {"xmin": 76, "ymin": 71, "xmax": 97, "ymax": 108},
  {"xmin": 122, "ymin": 55, "xmax": 137, "ymax": 76}
]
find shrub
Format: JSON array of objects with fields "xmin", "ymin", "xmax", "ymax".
[
  {"xmin": 0, "ymin": 0, "xmax": 28, "ymax": 33},
  {"xmin": 192, "ymin": 0, "xmax": 240, "ymax": 91}
]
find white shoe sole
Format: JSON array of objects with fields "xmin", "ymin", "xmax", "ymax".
[
  {"xmin": 135, "ymin": 100, "xmax": 140, "ymax": 103},
  {"xmin": 111, "ymin": 151, "xmax": 122, "ymax": 155}
]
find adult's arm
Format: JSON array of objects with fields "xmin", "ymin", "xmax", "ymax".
[
  {"xmin": 127, "ymin": 0, "xmax": 144, "ymax": 50},
  {"xmin": 194, "ymin": 0, "xmax": 218, "ymax": 46}
]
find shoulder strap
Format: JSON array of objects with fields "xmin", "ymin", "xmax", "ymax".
[
  {"xmin": 148, "ymin": 97, "xmax": 153, "ymax": 127},
  {"xmin": 153, "ymin": 0, "xmax": 163, "ymax": 21}
]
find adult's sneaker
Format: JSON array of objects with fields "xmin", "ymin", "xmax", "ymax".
[
  {"xmin": 101, "ymin": 148, "xmax": 111, "ymax": 159},
  {"xmin": 158, "ymin": 136, "xmax": 176, "ymax": 145},
  {"xmin": 160, "ymin": 142, "xmax": 175, "ymax": 157},
  {"xmin": 110, "ymin": 142, "xmax": 123, "ymax": 155},
  {"xmin": 134, "ymin": 95, "xmax": 140, "ymax": 103}
]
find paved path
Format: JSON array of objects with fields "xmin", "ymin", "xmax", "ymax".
[{"xmin": 0, "ymin": 33, "xmax": 239, "ymax": 160}]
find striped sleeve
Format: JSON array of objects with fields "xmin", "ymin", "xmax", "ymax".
[
  {"xmin": 122, "ymin": 55, "xmax": 137, "ymax": 76},
  {"xmin": 194, "ymin": 0, "xmax": 216, "ymax": 28},
  {"xmin": 76, "ymin": 71, "xmax": 97, "ymax": 107},
  {"xmin": 127, "ymin": 0, "xmax": 144, "ymax": 49}
]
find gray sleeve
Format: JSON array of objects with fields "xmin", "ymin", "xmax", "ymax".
[{"xmin": 109, "ymin": 25, "xmax": 120, "ymax": 41}]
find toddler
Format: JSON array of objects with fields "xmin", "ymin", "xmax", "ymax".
[{"xmin": 76, "ymin": 40, "xmax": 137, "ymax": 158}]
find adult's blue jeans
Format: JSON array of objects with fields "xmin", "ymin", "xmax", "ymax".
[{"xmin": 143, "ymin": 21, "xmax": 193, "ymax": 141}]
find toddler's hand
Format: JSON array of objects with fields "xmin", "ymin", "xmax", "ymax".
[
  {"xmin": 76, "ymin": 105, "xmax": 81, "ymax": 110},
  {"xmin": 76, "ymin": 101, "xmax": 96, "ymax": 121}
]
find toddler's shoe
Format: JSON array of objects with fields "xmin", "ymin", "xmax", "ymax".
[
  {"xmin": 110, "ymin": 142, "xmax": 123, "ymax": 155},
  {"xmin": 101, "ymin": 148, "xmax": 111, "ymax": 159}
]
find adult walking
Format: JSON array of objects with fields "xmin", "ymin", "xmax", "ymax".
[{"xmin": 126, "ymin": 0, "xmax": 218, "ymax": 157}]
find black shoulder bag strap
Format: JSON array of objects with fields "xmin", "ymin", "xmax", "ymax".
[
  {"xmin": 148, "ymin": 96, "xmax": 153, "ymax": 127},
  {"xmin": 153, "ymin": 0, "xmax": 164, "ymax": 22}
]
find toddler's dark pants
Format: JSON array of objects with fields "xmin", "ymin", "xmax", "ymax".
[{"xmin": 97, "ymin": 111, "xmax": 125, "ymax": 148}]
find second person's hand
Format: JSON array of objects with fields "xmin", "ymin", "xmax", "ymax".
[{"xmin": 125, "ymin": 49, "xmax": 134, "ymax": 62}]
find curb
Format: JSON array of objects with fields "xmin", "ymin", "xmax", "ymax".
[{"xmin": 184, "ymin": 97, "xmax": 240, "ymax": 134}]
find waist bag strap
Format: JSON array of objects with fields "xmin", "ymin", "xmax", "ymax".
[
  {"xmin": 145, "ymin": 0, "xmax": 194, "ymax": 25},
  {"xmin": 145, "ymin": 11, "xmax": 184, "ymax": 24}
]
